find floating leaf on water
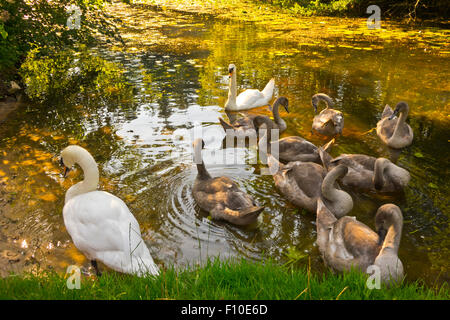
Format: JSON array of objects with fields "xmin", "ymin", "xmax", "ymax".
[
  {"xmin": 414, "ymin": 152, "xmax": 424, "ymax": 158},
  {"xmin": 39, "ymin": 193, "xmax": 57, "ymax": 202}
]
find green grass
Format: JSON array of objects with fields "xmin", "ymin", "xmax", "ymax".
[{"xmin": 0, "ymin": 258, "xmax": 448, "ymax": 300}]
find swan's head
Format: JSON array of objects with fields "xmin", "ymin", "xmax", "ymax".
[
  {"xmin": 269, "ymin": 96, "xmax": 289, "ymax": 113},
  {"xmin": 311, "ymin": 93, "xmax": 334, "ymax": 113},
  {"xmin": 60, "ymin": 145, "xmax": 81, "ymax": 177},
  {"xmin": 388, "ymin": 102, "xmax": 409, "ymax": 120},
  {"xmin": 228, "ymin": 64, "xmax": 236, "ymax": 77},
  {"xmin": 277, "ymin": 96, "xmax": 289, "ymax": 113},
  {"xmin": 333, "ymin": 164, "xmax": 348, "ymax": 180},
  {"xmin": 60, "ymin": 145, "xmax": 94, "ymax": 178},
  {"xmin": 375, "ymin": 204, "xmax": 403, "ymax": 244},
  {"xmin": 192, "ymin": 138, "xmax": 205, "ymax": 164}
]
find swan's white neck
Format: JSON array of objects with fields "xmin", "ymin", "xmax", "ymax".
[
  {"xmin": 65, "ymin": 148, "xmax": 99, "ymax": 203},
  {"xmin": 225, "ymin": 72, "xmax": 237, "ymax": 109}
]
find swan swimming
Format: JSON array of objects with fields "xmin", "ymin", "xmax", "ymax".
[{"xmin": 225, "ymin": 64, "xmax": 275, "ymax": 111}]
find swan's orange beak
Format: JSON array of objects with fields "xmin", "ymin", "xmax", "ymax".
[
  {"xmin": 60, "ymin": 157, "xmax": 70, "ymax": 178},
  {"xmin": 63, "ymin": 166, "xmax": 70, "ymax": 178}
]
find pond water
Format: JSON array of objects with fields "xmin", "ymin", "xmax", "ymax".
[{"xmin": 0, "ymin": 3, "xmax": 448, "ymax": 285}]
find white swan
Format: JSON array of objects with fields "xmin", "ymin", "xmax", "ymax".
[
  {"xmin": 225, "ymin": 64, "xmax": 275, "ymax": 111},
  {"xmin": 60, "ymin": 145, "xmax": 159, "ymax": 277}
]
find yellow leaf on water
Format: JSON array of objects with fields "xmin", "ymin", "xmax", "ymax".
[
  {"xmin": 0, "ymin": 169, "xmax": 5, "ymax": 176},
  {"xmin": 21, "ymin": 160, "xmax": 36, "ymax": 166},
  {"xmin": 39, "ymin": 193, "xmax": 57, "ymax": 202},
  {"xmin": 28, "ymin": 134, "xmax": 40, "ymax": 142}
]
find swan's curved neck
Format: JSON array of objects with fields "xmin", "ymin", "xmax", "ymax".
[
  {"xmin": 373, "ymin": 158, "xmax": 389, "ymax": 189},
  {"xmin": 194, "ymin": 144, "xmax": 211, "ymax": 180},
  {"xmin": 228, "ymin": 72, "xmax": 237, "ymax": 104},
  {"xmin": 380, "ymin": 219, "xmax": 402, "ymax": 255},
  {"xmin": 315, "ymin": 94, "xmax": 333, "ymax": 111},
  {"xmin": 391, "ymin": 107, "xmax": 409, "ymax": 141},
  {"xmin": 321, "ymin": 168, "xmax": 343, "ymax": 202},
  {"xmin": 272, "ymin": 100, "xmax": 286, "ymax": 130},
  {"xmin": 65, "ymin": 150, "xmax": 99, "ymax": 203}
]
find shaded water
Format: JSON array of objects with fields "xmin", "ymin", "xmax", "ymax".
[{"xmin": 0, "ymin": 4, "xmax": 448, "ymax": 285}]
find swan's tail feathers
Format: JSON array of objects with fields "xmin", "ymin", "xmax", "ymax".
[
  {"xmin": 241, "ymin": 206, "xmax": 264, "ymax": 220},
  {"xmin": 230, "ymin": 206, "xmax": 265, "ymax": 225},
  {"xmin": 219, "ymin": 117, "xmax": 233, "ymax": 130},
  {"xmin": 133, "ymin": 254, "xmax": 160, "ymax": 277},
  {"xmin": 317, "ymin": 198, "xmax": 337, "ymax": 227},
  {"xmin": 381, "ymin": 104, "xmax": 394, "ymax": 119},
  {"xmin": 267, "ymin": 153, "xmax": 282, "ymax": 175},
  {"xmin": 261, "ymin": 78, "xmax": 275, "ymax": 100},
  {"xmin": 318, "ymin": 147, "xmax": 333, "ymax": 170}
]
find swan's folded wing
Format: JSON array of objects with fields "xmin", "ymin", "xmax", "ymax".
[
  {"xmin": 261, "ymin": 78, "xmax": 275, "ymax": 99},
  {"xmin": 63, "ymin": 191, "xmax": 141, "ymax": 257},
  {"xmin": 236, "ymin": 89, "xmax": 265, "ymax": 109},
  {"xmin": 341, "ymin": 218, "xmax": 379, "ymax": 260},
  {"xmin": 381, "ymin": 104, "xmax": 393, "ymax": 119}
]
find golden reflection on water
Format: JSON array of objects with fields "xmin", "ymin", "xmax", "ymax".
[{"xmin": 0, "ymin": 3, "xmax": 448, "ymax": 284}]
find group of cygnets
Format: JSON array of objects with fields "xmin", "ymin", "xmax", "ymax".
[{"xmin": 59, "ymin": 64, "xmax": 413, "ymax": 286}]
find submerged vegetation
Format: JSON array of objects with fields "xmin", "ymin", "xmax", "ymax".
[{"xmin": 0, "ymin": 258, "xmax": 448, "ymax": 299}]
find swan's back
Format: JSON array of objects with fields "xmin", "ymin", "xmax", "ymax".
[
  {"xmin": 235, "ymin": 79, "xmax": 275, "ymax": 110},
  {"xmin": 376, "ymin": 104, "xmax": 413, "ymax": 148},
  {"xmin": 63, "ymin": 191, "xmax": 159, "ymax": 276},
  {"xmin": 313, "ymin": 109, "xmax": 344, "ymax": 136}
]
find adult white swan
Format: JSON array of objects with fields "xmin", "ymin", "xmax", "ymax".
[
  {"xmin": 225, "ymin": 64, "xmax": 275, "ymax": 111},
  {"xmin": 60, "ymin": 145, "xmax": 159, "ymax": 277}
]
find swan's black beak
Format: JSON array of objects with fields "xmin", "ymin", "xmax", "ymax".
[
  {"xmin": 60, "ymin": 157, "xmax": 70, "ymax": 178},
  {"xmin": 388, "ymin": 109, "xmax": 399, "ymax": 120},
  {"xmin": 312, "ymin": 103, "xmax": 318, "ymax": 114},
  {"xmin": 228, "ymin": 67, "xmax": 234, "ymax": 78},
  {"xmin": 284, "ymin": 104, "xmax": 289, "ymax": 113}
]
